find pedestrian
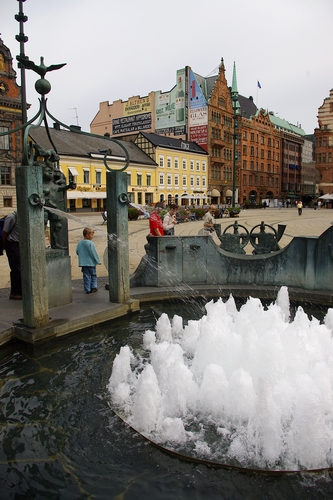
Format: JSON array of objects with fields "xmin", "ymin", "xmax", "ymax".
[
  {"xmin": 296, "ymin": 200, "xmax": 303, "ymax": 216},
  {"xmin": 2, "ymin": 211, "xmax": 22, "ymax": 299},
  {"xmin": 203, "ymin": 205, "xmax": 216, "ymax": 236},
  {"xmin": 163, "ymin": 204, "xmax": 177, "ymax": 235},
  {"xmin": 149, "ymin": 202, "xmax": 165, "ymax": 236},
  {"xmin": 317, "ymin": 201, "xmax": 321, "ymax": 210},
  {"xmin": 76, "ymin": 227, "xmax": 101, "ymax": 294},
  {"xmin": 278, "ymin": 201, "xmax": 282, "ymax": 210}
]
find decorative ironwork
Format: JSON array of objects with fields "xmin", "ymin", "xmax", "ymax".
[{"xmin": 215, "ymin": 221, "xmax": 286, "ymax": 255}]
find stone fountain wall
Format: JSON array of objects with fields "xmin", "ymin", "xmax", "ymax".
[{"xmin": 130, "ymin": 224, "xmax": 333, "ymax": 292}]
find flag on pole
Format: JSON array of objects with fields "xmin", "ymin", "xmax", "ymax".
[{"xmin": 257, "ymin": 81, "xmax": 261, "ymax": 89}]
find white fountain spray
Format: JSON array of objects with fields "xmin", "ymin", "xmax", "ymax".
[{"xmin": 108, "ymin": 287, "xmax": 333, "ymax": 471}]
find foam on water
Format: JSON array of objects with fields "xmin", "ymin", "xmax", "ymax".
[{"xmin": 107, "ymin": 287, "xmax": 333, "ymax": 470}]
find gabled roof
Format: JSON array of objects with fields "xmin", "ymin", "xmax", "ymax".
[
  {"xmin": 238, "ymin": 95, "xmax": 258, "ymax": 119},
  {"xmin": 28, "ymin": 127, "xmax": 157, "ymax": 166},
  {"xmin": 192, "ymin": 72, "xmax": 218, "ymax": 101},
  {"xmin": 138, "ymin": 132, "xmax": 208, "ymax": 155}
]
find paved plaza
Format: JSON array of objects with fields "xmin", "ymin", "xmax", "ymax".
[{"xmin": 1, "ymin": 206, "xmax": 333, "ymax": 291}]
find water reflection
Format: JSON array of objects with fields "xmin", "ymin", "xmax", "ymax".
[{"xmin": 0, "ymin": 301, "xmax": 332, "ymax": 498}]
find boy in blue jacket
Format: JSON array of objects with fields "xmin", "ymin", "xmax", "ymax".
[{"xmin": 76, "ymin": 227, "xmax": 101, "ymax": 294}]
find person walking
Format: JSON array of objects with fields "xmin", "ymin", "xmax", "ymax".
[
  {"xmin": 203, "ymin": 205, "xmax": 216, "ymax": 236},
  {"xmin": 163, "ymin": 204, "xmax": 177, "ymax": 235},
  {"xmin": 149, "ymin": 202, "xmax": 165, "ymax": 236},
  {"xmin": 2, "ymin": 211, "xmax": 22, "ymax": 299},
  {"xmin": 76, "ymin": 227, "xmax": 101, "ymax": 294},
  {"xmin": 296, "ymin": 200, "xmax": 303, "ymax": 216}
]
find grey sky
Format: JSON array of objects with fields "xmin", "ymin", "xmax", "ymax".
[{"xmin": 1, "ymin": 0, "xmax": 332, "ymax": 134}]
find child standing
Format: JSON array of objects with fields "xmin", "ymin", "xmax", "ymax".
[{"xmin": 76, "ymin": 227, "xmax": 101, "ymax": 294}]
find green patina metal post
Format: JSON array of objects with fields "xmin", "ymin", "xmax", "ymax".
[
  {"xmin": 16, "ymin": 164, "xmax": 49, "ymax": 327},
  {"xmin": 106, "ymin": 171, "xmax": 130, "ymax": 303}
]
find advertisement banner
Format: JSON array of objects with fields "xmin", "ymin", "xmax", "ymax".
[
  {"xmin": 112, "ymin": 113, "xmax": 152, "ymax": 135},
  {"xmin": 189, "ymin": 70, "xmax": 208, "ymax": 151},
  {"xmin": 155, "ymin": 68, "xmax": 186, "ymax": 134},
  {"xmin": 123, "ymin": 96, "xmax": 151, "ymax": 117}
]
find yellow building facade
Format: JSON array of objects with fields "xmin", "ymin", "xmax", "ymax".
[{"xmin": 134, "ymin": 132, "xmax": 209, "ymax": 205}]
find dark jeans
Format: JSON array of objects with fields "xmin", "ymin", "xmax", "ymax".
[{"xmin": 6, "ymin": 241, "xmax": 22, "ymax": 295}]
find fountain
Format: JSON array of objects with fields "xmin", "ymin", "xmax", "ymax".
[
  {"xmin": 108, "ymin": 287, "xmax": 333, "ymax": 472},
  {"xmin": 1, "ymin": 297, "xmax": 333, "ymax": 498}
]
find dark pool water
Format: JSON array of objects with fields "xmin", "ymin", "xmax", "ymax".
[{"xmin": 0, "ymin": 300, "xmax": 333, "ymax": 499}]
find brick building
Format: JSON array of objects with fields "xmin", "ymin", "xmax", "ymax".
[
  {"xmin": 0, "ymin": 37, "xmax": 23, "ymax": 214},
  {"xmin": 315, "ymin": 88, "xmax": 333, "ymax": 195}
]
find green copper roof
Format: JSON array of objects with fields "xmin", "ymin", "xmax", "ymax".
[{"xmin": 269, "ymin": 113, "xmax": 306, "ymax": 136}]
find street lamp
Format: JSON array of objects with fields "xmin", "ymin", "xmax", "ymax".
[{"xmin": 231, "ymin": 62, "xmax": 240, "ymax": 207}]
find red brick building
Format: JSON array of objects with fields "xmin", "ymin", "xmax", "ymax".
[{"xmin": 0, "ymin": 37, "xmax": 23, "ymax": 213}]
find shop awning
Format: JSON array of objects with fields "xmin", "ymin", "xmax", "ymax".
[
  {"xmin": 68, "ymin": 167, "xmax": 79, "ymax": 176},
  {"xmin": 319, "ymin": 193, "xmax": 333, "ymax": 199},
  {"xmin": 67, "ymin": 191, "xmax": 106, "ymax": 199},
  {"xmin": 211, "ymin": 189, "xmax": 220, "ymax": 197}
]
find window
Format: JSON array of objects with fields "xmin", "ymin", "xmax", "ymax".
[
  {"xmin": 182, "ymin": 175, "xmax": 187, "ymax": 187},
  {"xmin": 243, "ymin": 174, "xmax": 247, "ymax": 186},
  {"xmin": 95, "ymin": 171, "xmax": 101, "ymax": 185},
  {"xmin": 0, "ymin": 166, "xmax": 11, "ymax": 185},
  {"xmin": 202, "ymin": 161, "xmax": 206, "ymax": 172},
  {"xmin": 0, "ymin": 127, "xmax": 9, "ymax": 150},
  {"xmin": 174, "ymin": 175, "xmax": 179, "ymax": 186},
  {"xmin": 190, "ymin": 175, "xmax": 194, "ymax": 187},
  {"xmin": 196, "ymin": 176, "xmax": 200, "ymax": 187},
  {"xmin": 261, "ymin": 136, "xmax": 264, "ymax": 145},
  {"xmin": 159, "ymin": 155, "xmax": 164, "ymax": 167},
  {"xmin": 196, "ymin": 161, "xmax": 200, "ymax": 171},
  {"xmin": 243, "ymin": 131, "xmax": 247, "ymax": 140},
  {"xmin": 182, "ymin": 159, "xmax": 187, "ymax": 170},
  {"xmin": 137, "ymin": 173, "xmax": 142, "ymax": 186},
  {"xmin": 190, "ymin": 160, "xmax": 194, "ymax": 171},
  {"xmin": 146, "ymin": 174, "xmax": 151, "ymax": 186},
  {"xmin": 243, "ymin": 145, "xmax": 247, "ymax": 155},
  {"xmin": 159, "ymin": 174, "xmax": 164, "ymax": 186},
  {"xmin": 3, "ymin": 196, "xmax": 13, "ymax": 207},
  {"xmin": 250, "ymin": 146, "xmax": 255, "ymax": 156},
  {"xmin": 202, "ymin": 177, "xmax": 206, "ymax": 187},
  {"xmin": 174, "ymin": 157, "xmax": 179, "ymax": 169},
  {"xmin": 167, "ymin": 174, "xmax": 172, "ymax": 186},
  {"xmin": 243, "ymin": 160, "xmax": 247, "ymax": 170},
  {"xmin": 167, "ymin": 156, "xmax": 171, "ymax": 168},
  {"xmin": 83, "ymin": 170, "xmax": 90, "ymax": 184}
]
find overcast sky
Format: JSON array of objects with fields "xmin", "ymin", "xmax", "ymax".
[{"xmin": 1, "ymin": 0, "xmax": 332, "ymax": 135}]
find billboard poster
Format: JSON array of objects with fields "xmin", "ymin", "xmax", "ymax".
[
  {"xmin": 155, "ymin": 68, "xmax": 186, "ymax": 135},
  {"xmin": 112, "ymin": 113, "xmax": 152, "ymax": 135},
  {"xmin": 189, "ymin": 70, "xmax": 208, "ymax": 151},
  {"xmin": 123, "ymin": 96, "xmax": 151, "ymax": 116}
]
